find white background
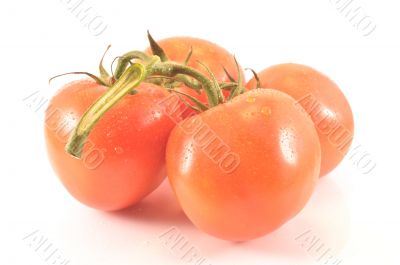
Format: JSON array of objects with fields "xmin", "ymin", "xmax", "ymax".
[{"xmin": 1, "ymin": 0, "xmax": 399, "ymax": 264}]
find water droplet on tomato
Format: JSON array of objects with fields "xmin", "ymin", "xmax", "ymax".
[
  {"xmin": 246, "ymin": 97, "xmax": 256, "ymax": 103},
  {"xmin": 261, "ymin": 106, "xmax": 272, "ymax": 116},
  {"xmin": 114, "ymin": 146, "xmax": 123, "ymax": 154}
]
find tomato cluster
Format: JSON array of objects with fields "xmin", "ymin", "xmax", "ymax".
[{"xmin": 45, "ymin": 33, "xmax": 353, "ymax": 241}]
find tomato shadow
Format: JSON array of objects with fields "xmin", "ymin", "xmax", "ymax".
[
  {"xmin": 100, "ymin": 174, "xmax": 350, "ymax": 263},
  {"xmin": 104, "ymin": 179, "xmax": 191, "ymax": 227}
]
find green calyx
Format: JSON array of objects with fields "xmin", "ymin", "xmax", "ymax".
[{"xmin": 55, "ymin": 33, "xmax": 245, "ymax": 159}]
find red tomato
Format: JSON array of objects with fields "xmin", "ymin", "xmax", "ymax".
[
  {"xmin": 246, "ymin": 63, "xmax": 354, "ymax": 177},
  {"xmin": 45, "ymin": 79, "xmax": 176, "ymax": 211},
  {"xmin": 166, "ymin": 89, "xmax": 321, "ymax": 241},
  {"xmin": 145, "ymin": 37, "xmax": 244, "ymax": 113}
]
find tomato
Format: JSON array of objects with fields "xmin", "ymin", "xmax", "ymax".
[
  {"xmin": 45, "ymin": 79, "xmax": 176, "ymax": 211},
  {"xmin": 145, "ymin": 37, "xmax": 244, "ymax": 113},
  {"xmin": 246, "ymin": 63, "xmax": 354, "ymax": 177},
  {"xmin": 166, "ymin": 89, "xmax": 321, "ymax": 241}
]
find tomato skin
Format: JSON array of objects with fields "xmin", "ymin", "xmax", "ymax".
[
  {"xmin": 246, "ymin": 63, "xmax": 354, "ymax": 177},
  {"xmin": 145, "ymin": 37, "xmax": 244, "ymax": 112},
  {"xmin": 166, "ymin": 89, "xmax": 321, "ymax": 241},
  {"xmin": 45, "ymin": 80, "xmax": 176, "ymax": 211}
]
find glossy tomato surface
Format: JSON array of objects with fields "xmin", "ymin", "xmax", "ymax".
[
  {"xmin": 166, "ymin": 89, "xmax": 321, "ymax": 241},
  {"xmin": 247, "ymin": 63, "xmax": 354, "ymax": 177},
  {"xmin": 45, "ymin": 80, "xmax": 176, "ymax": 211}
]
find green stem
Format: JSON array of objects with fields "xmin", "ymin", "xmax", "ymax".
[
  {"xmin": 99, "ymin": 45, "xmax": 112, "ymax": 85},
  {"xmin": 173, "ymin": 74, "xmax": 202, "ymax": 90},
  {"xmin": 227, "ymin": 57, "xmax": 243, "ymax": 100},
  {"xmin": 219, "ymin": 82, "xmax": 237, "ymax": 90},
  {"xmin": 65, "ymin": 55, "xmax": 224, "ymax": 159},
  {"xmin": 147, "ymin": 31, "xmax": 168, "ymax": 62},
  {"xmin": 165, "ymin": 88, "xmax": 208, "ymax": 111},
  {"xmin": 149, "ymin": 62, "xmax": 220, "ymax": 107},
  {"xmin": 66, "ymin": 63, "xmax": 146, "ymax": 158},
  {"xmin": 146, "ymin": 75, "xmax": 202, "ymax": 91},
  {"xmin": 114, "ymin": 51, "xmax": 152, "ymax": 80}
]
